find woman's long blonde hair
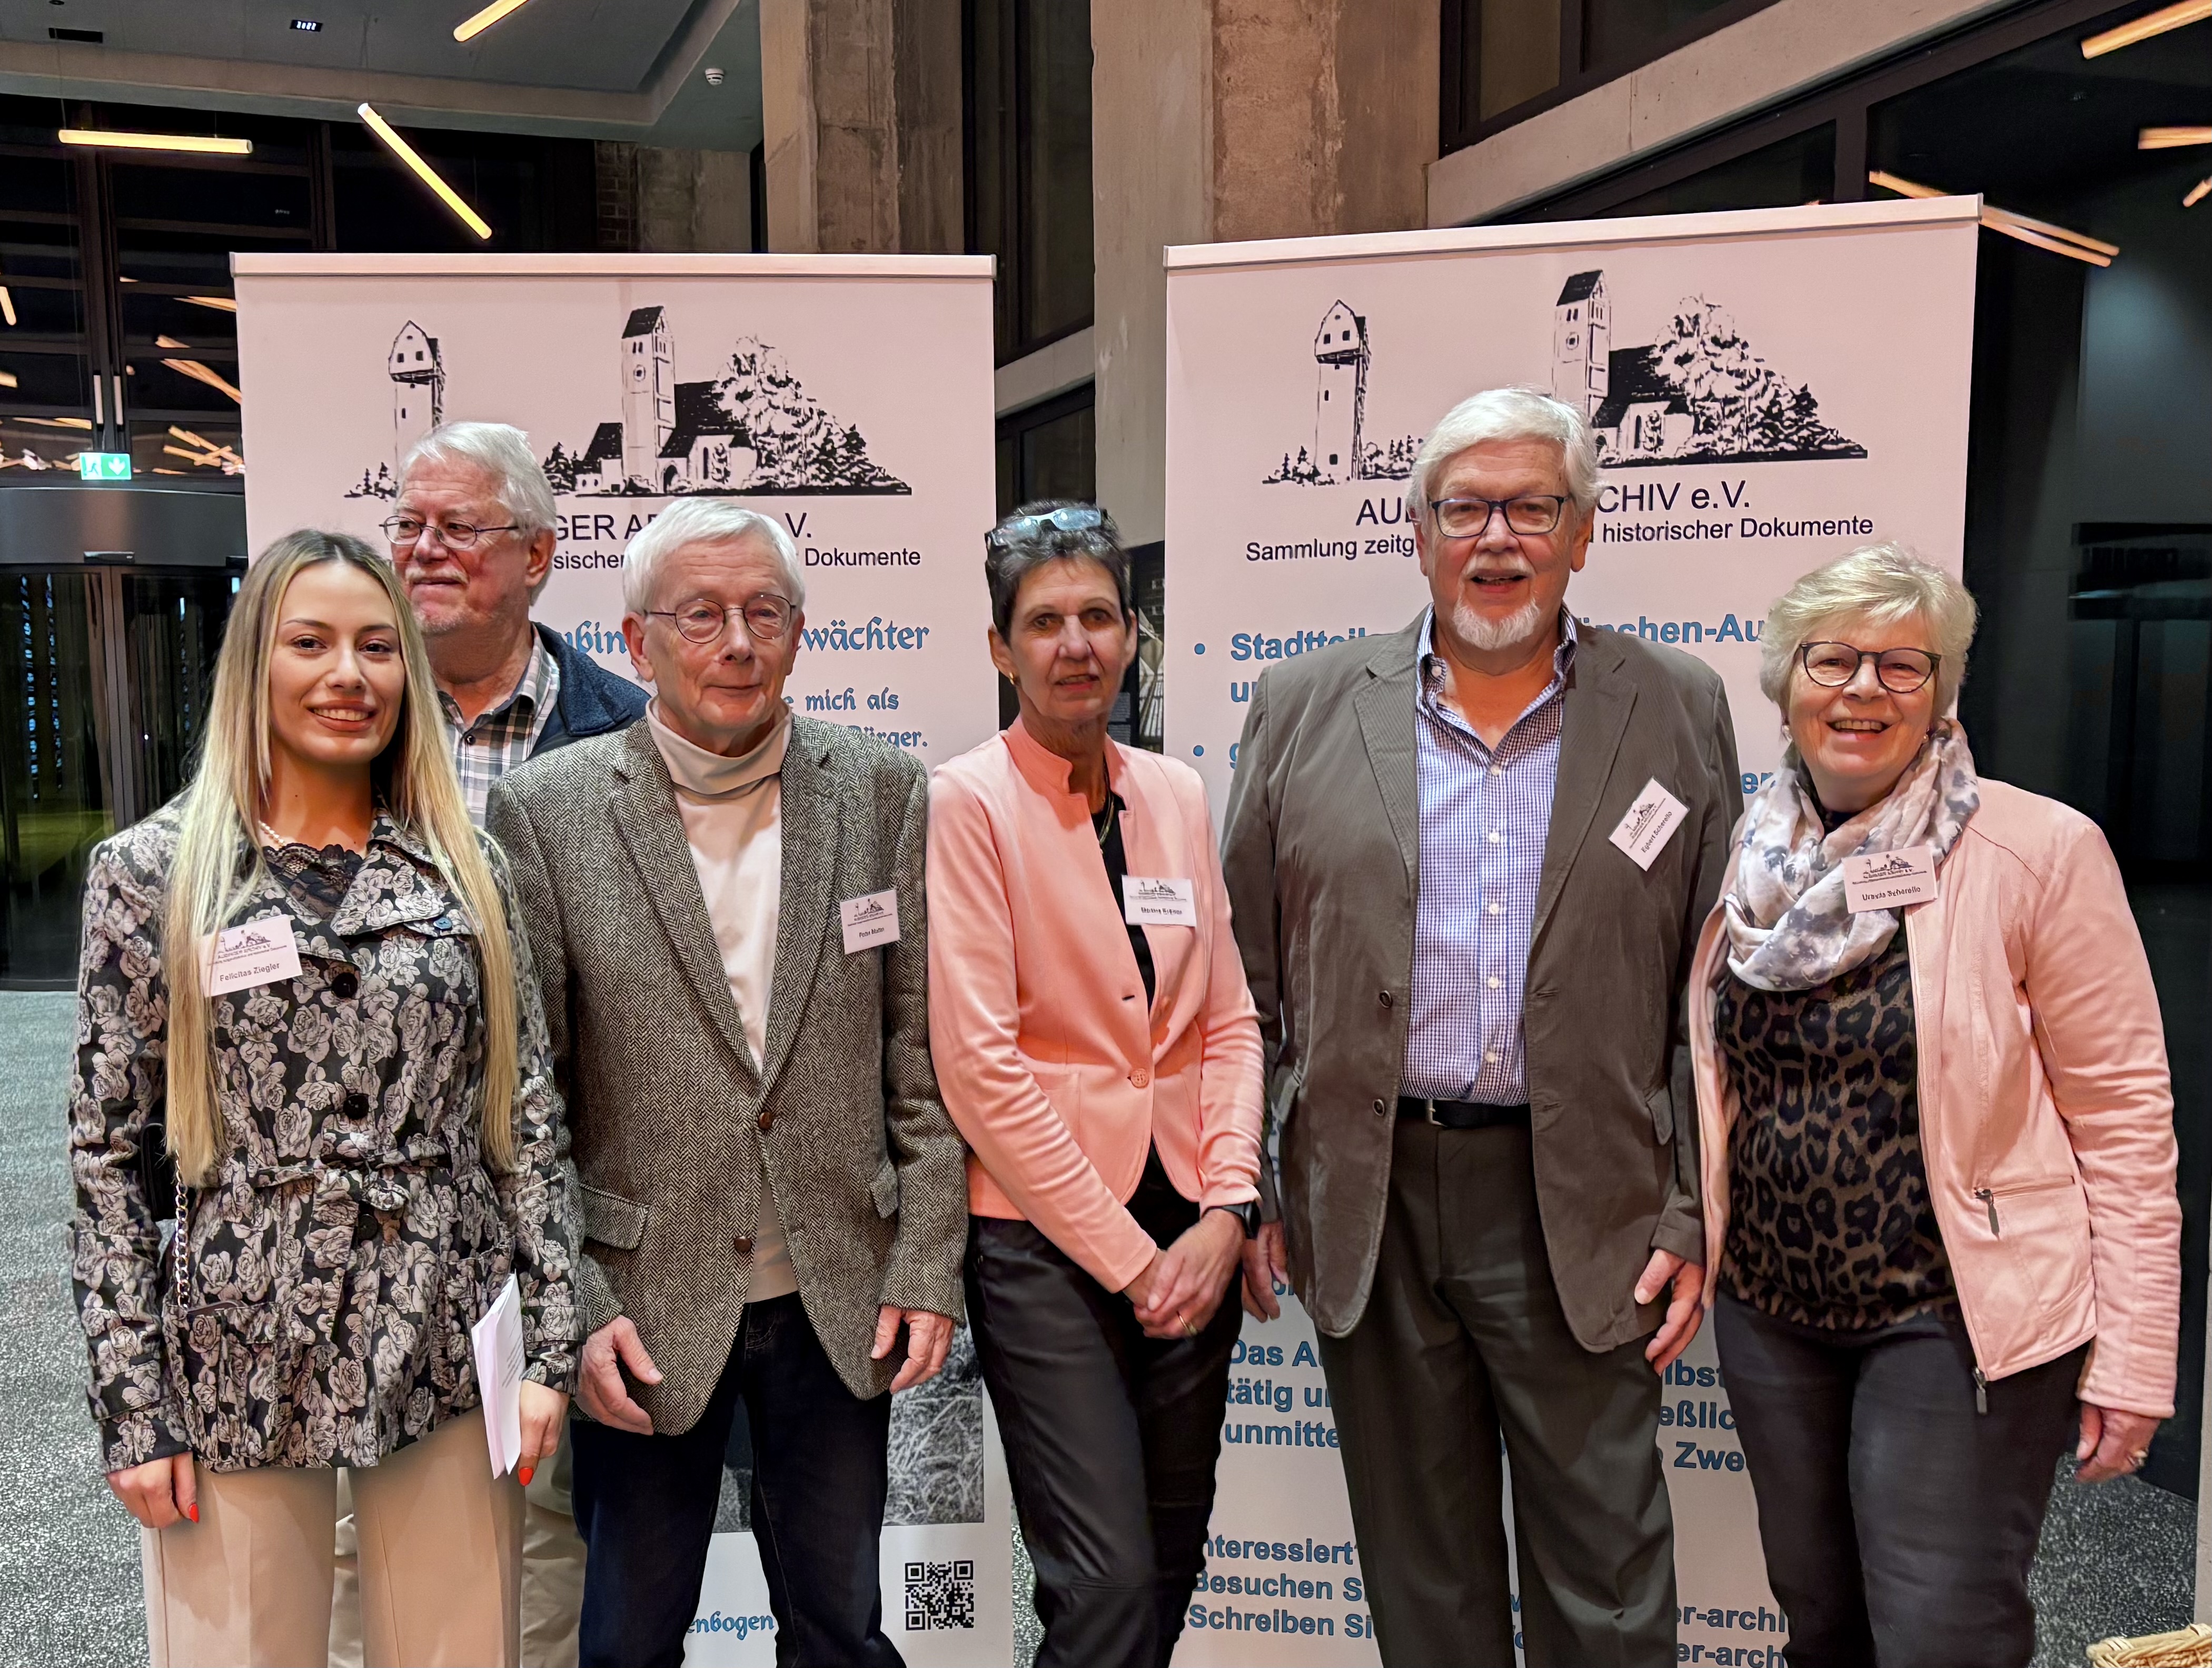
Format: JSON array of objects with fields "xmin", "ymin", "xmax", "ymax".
[{"xmin": 161, "ymin": 530, "xmax": 520, "ymax": 1183}]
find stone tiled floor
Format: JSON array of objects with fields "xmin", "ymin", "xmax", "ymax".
[{"xmin": 0, "ymin": 991, "xmax": 2189, "ymax": 1667}]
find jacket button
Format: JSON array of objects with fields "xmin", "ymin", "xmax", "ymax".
[
  {"xmin": 1371, "ymin": 1098, "xmax": 1388, "ymax": 1116},
  {"xmin": 733, "ymin": 1235, "xmax": 753, "ymax": 1255},
  {"xmin": 1378, "ymin": 990, "xmax": 1393, "ymax": 1008},
  {"xmin": 343, "ymin": 1092, "xmax": 370, "ymax": 1120},
  {"xmin": 330, "ymin": 969, "xmax": 359, "ymax": 999},
  {"xmin": 1130, "ymin": 1068, "xmax": 1151, "ymax": 1089},
  {"xmin": 757, "ymin": 1110, "xmax": 774, "ymax": 1132}
]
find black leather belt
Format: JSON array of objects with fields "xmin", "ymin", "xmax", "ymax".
[{"xmin": 1397, "ymin": 1097, "xmax": 1531, "ymax": 1130}]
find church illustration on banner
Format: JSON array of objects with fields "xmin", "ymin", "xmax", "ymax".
[
  {"xmin": 345, "ymin": 308, "xmax": 908, "ymax": 500},
  {"xmin": 1262, "ymin": 272, "xmax": 1862, "ymax": 487}
]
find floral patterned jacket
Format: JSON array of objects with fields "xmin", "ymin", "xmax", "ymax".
[{"xmin": 68, "ymin": 804, "xmax": 581, "ymax": 1475}]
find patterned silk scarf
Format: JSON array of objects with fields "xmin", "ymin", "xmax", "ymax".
[{"xmin": 1722, "ymin": 719, "xmax": 1981, "ymax": 993}]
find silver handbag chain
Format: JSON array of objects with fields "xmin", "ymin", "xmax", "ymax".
[{"xmin": 170, "ymin": 1169, "xmax": 190, "ymax": 1310}]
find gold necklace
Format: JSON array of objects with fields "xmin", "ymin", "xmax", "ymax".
[{"xmin": 1094, "ymin": 793, "xmax": 1117, "ymax": 848}]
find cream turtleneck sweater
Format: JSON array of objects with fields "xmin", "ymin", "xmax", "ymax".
[{"xmin": 647, "ymin": 701, "xmax": 797, "ymax": 1302}]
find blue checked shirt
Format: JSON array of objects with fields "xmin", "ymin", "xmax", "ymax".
[
  {"xmin": 1401, "ymin": 609, "xmax": 1576, "ymax": 1106},
  {"xmin": 439, "ymin": 632, "xmax": 560, "ymax": 829}
]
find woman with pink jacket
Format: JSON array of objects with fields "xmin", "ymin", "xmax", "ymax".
[
  {"xmin": 927, "ymin": 502, "xmax": 1264, "ymax": 1668},
  {"xmin": 1689, "ymin": 545, "xmax": 2179, "ymax": 1668}
]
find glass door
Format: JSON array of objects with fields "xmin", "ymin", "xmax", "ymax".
[{"xmin": 0, "ymin": 563, "xmax": 233, "ymax": 985}]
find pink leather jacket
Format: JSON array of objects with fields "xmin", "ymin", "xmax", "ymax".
[{"xmin": 1689, "ymin": 779, "xmax": 2180, "ymax": 1416}]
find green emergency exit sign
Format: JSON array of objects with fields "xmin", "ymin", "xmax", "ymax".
[{"xmin": 79, "ymin": 452, "xmax": 132, "ymax": 481}]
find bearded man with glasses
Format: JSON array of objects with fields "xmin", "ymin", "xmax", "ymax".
[
  {"xmin": 487, "ymin": 497, "xmax": 966, "ymax": 1668},
  {"xmin": 388, "ymin": 422, "xmax": 647, "ymax": 827},
  {"xmin": 1222, "ymin": 388, "xmax": 1742, "ymax": 1666}
]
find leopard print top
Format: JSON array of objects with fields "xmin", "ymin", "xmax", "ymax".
[{"xmin": 1714, "ymin": 930, "xmax": 1955, "ymax": 1329}]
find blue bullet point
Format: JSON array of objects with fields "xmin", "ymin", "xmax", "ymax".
[
  {"xmin": 1194, "ymin": 643, "xmax": 1206, "ymax": 655},
  {"xmin": 1193, "ymin": 745, "xmax": 1205, "ymax": 757}
]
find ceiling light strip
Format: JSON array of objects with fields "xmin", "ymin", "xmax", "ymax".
[
  {"xmin": 2186, "ymin": 178, "xmax": 2212, "ymax": 208},
  {"xmin": 1985, "ymin": 221, "xmax": 2112, "ymax": 265},
  {"xmin": 57, "ymin": 128, "xmax": 252, "ymax": 156},
  {"xmin": 0, "ymin": 370, "xmax": 17, "ymax": 390},
  {"xmin": 1979, "ymin": 204, "xmax": 2119, "ymax": 256},
  {"xmin": 356, "ymin": 104, "xmax": 493, "ymax": 241},
  {"xmin": 1870, "ymin": 172, "xmax": 2116, "ymax": 262},
  {"xmin": 2082, "ymin": 0, "xmax": 2212, "ymax": 56},
  {"xmin": 0, "ymin": 287, "xmax": 15, "ymax": 328},
  {"xmin": 454, "ymin": 0, "xmax": 532, "ymax": 43},
  {"xmin": 2139, "ymin": 126, "xmax": 2212, "ymax": 149},
  {"xmin": 1867, "ymin": 170, "xmax": 1942, "ymax": 200}
]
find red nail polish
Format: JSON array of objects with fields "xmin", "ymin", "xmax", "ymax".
[
  {"xmin": 517, "ymin": 1467, "xmax": 534, "ymax": 1487},
  {"xmin": 185, "ymin": 1503, "xmax": 199, "ymax": 1523}
]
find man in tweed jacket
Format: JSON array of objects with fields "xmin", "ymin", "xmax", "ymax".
[{"xmin": 489, "ymin": 500, "xmax": 966, "ymax": 1668}]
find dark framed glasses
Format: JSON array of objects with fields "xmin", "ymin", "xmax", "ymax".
[
  {"xmin": 380, "ymin": 515, "xmax": 519, "ymax": 550},
  {"xmin": 647, "ymin": 593, "xmax": 795, "ymax": 645},
  {"xmin": 988, "ymin": 506, "xmax": 1110, "ymax": 548},
  {"xmin": 1430, "ymin": 495, "xmax": 1569, "ymax": 539},
  {"xmin": 1798, "ymin": 641, "xmax": 1939, "ymax": 694}
]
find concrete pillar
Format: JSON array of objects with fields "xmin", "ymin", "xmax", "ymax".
[
  {"xmin": 593, "ymin": 142, "xmax": 753, "ymax": 252},
  {"xmin": 1092, "ymin": 0, "xmax": 1437, "ymax": 542},
  {"xmin": 758, "ymin": 0, "xmax": 961, "ymax": 255}
]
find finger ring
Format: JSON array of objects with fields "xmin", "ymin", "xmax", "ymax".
[
  {"xmin": 1182, "ymin": 1317, "xmax": 1198, "ymax": 1337},
  {"xmin": 2130, "ymin": 1449, "xmax": 2150, "ymax": 1467}
]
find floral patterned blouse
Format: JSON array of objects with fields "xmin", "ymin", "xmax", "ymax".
[{"xmin": 68, "ymin": 804, "xmax": 580, "ymax": 1475}]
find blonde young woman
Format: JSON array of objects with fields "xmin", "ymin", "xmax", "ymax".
[
  {"xmin": 1688, "ymin": 545, "xmax": 2179, "ymax": 1668},
  {"xmin": 68, "ymin": 530, "xmax": 579, "ymax": 1668}
]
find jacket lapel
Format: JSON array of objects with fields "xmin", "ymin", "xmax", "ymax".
[
  {"xmin": 1534, "ymin": 631, "xmax": 1638, "ymax": 946},
  {"xmin": 1353, "ymin": 616, "xmax": 1426, "ymax": 884},
  {"xmin": 609, "ymin": 725, "xmax": 759, "ymax": 1081},
  {"xmin": 758, "ymin": 725, "xmax": 837, "ymax": 1094}
]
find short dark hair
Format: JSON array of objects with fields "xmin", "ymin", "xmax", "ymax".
[{"xmin": 984, "ymin": 499, "xmax": 1134, "ymax": 640}]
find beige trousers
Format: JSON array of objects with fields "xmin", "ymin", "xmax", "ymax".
[
  {"xmin": 141, "ymin": 1408, "xmax": 523, "ymax": 1668},
  {"xmin": 332, "ymin": 1424, "xmax": 584, "ymax": 1668}
]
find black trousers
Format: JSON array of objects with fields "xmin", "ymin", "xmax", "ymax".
[
  {"xmin": 1315, "ymin": 1119, "xmax": 1676, "ymax": 1668},
  {"xmin": 966, "ymin": 1151, "xmax": 1242, "ymax": 1668},
  {"xmin": 1714, "ymin": 1291, "xmax": 2086, "ymax": 1668},
  {"xmin": 569, "ymin": 1293, "xmax": 900, "ymax": 1668}
]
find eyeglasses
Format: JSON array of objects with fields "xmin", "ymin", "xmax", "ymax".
[
  {"xmin": 987, "ymin": 505, "xmax": 1110, "ymax": 548},
  {"xmin": 647, "ymin": 593, "xmax": 796, "ymax": 645},
  {"xmin": 1430, "ymin": 495, "xmax": 1570, "ymax": 539},
  {"xmin": 1798, "ymin": 641, "xmax": 1940, "ymax": 694},
  {"xmin": 381, "ymin": 515, "xmax": 520, "ymax": 551}
]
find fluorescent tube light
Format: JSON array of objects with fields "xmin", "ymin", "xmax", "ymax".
[
  {"xmin": 1869, "ymin": 172, "xmax": 2115, "ymax": 265},
  {"xmin": 2082, "ymin": 0, "xmax": 2212, "ymax": 57},
  {"xmin": 454, "ymin": 0, "xmax": 533, "ymax": 42},
  {"xmin": 2139, "ymin": 126, "xmax": 2212, "ymax": 148},
  {"xmin": 181, "ymin": 295, "xmax": 239, "ymax": 313},
  {"xmin": 58, "ymin": 128, "xmax": 252, "ymax": 156},
  {"xmin": 2186, "ymin": 177, "xmax": 2212, "ymax": 208},
  {"xmin": 155, "ymin": 339, "xmax": 245, "ymax": 403},
  {"xmin": 0, "ymin": 287, "xmax": 15, "ymax": 327},
  {"xmin": 356, "ymin": 104, "xmax": 493, "ymax": 240},
  {"xmin": 0, "ymin": 371, "xmax": 17, "ymax": 389}
]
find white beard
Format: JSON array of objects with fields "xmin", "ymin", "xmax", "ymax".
[{"xmin": 1449, "ymin": 591, "xmax": 1549, "ymax": 654}]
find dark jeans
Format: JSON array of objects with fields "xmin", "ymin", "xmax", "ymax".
[
  {"xmin": 966, "ymin": 1151, "xmax": 1242, "ymax": 1668},
  {"xmin": 1714, "ymin": 1291, "xmax": 2087, "ymax": 1668},
  {"xmin": 1316, "ymin": 1118, "xmax": 1675, "ymax": 1668},
  {"xmin": 570, "ymin": 1293, "xmax": 900, "ymax": 1668}
]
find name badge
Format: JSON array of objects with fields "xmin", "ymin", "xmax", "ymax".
[
  {"xmin": 1608, "ymin": 779, "xmax": 1690, "ymax": 872},
  {"xmin": 839, "ymin": 889, "xmax": 900, "ymax": 954},
  {"xmin": 1123, "ymin": 876, "xmax": 1198, "ymax": 927},
  {"xmin": 201, "ymin": 916, "xmax": 304, "ymax": 995},
  {"xmin": 1842, "ymin": 845, "xmax": 1939, "ymax": 912}
]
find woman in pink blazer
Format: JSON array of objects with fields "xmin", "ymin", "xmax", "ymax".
[
  {"xmin": 1688, "ymin": 545, "xmax": 2179, "ymax": 1668},
  {"xmin": 928, "ymin": 502, "xmax": 1265, "ymax": 1668}
]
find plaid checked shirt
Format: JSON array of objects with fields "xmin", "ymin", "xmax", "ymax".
[
  {"xmin": 439, "ymin": 632, "xmax": 560, "ymax": 828},
  {"xmin": 1401, "ymin": 608, "xmax": 1576, "ymax": 1106}
]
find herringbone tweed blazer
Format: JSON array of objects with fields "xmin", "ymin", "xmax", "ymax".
[{"xmin": 488, "ymin": 718, "xmax": 967, "ymax": 1433}]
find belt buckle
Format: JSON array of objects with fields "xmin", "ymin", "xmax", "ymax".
[{"xmin": 1422, "ymin": 1098, "xmax": 1443, "ymax": 1127}]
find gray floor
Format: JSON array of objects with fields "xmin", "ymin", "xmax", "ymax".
[{"xmin": 0, "ymin": 990, "xmax": 2191, "ymax": 1667}]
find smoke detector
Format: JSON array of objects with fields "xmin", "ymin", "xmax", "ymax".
[{"xmin": 703, "ymin": 66, "xmax": 724, "ymax": 86}]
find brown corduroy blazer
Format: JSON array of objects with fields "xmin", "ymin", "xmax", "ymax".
[
  {"xmin": 489, "ymin": 718, "xmax": 967, "ymax": 1434},
  {"xmin": 1221, "ymin": 611, "xmax": 1741, "ymax": 1353}
]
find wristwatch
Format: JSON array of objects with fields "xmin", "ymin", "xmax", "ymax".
[{"xmin": 1208, "ymin": 1200, "xmax": 1262, "ymax": 1239}]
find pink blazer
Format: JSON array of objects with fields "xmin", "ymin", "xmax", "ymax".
[
  {"xmin": 1690, "ymin": 780, "xmax": 2180, "ymax": 1415},
  {"xmin": 927, "ymin": 719, "xmax": 1264, "ymax": 1292}
]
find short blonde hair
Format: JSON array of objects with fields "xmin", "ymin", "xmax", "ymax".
[{"xmin": 1760, "ymin": 543, "xmax": 1978, "ymax": 714}]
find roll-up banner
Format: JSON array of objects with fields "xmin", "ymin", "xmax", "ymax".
[
  {"xmin": 233, "ymin": 252, "xmax": 1011, "ymax": 1667},
  {"xmin": 1164, "ymin": 198, "xmax": 1981, "ymax": 1664}
]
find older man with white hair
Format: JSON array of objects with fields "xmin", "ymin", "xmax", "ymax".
[
  {"xmin": 487, "ymin": 498, "xmax": 966, "ymax": 1668},
  {"xmin": 1222, "ymin": 388, "xmax": 1742, "ymax": 1666},
  {"xmin": 388, "ymin": 421, "xmax": 648, "ymax": 823}
]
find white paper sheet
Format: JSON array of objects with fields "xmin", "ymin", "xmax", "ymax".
[{"xmin": 469, "ymin": 1272, "xmax": 524, "ymax": 1477}]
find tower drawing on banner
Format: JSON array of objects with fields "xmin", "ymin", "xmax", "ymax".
[
  {"xmin": 233, "ymin": 252, "xmax": 1007, "ymax": 1667},
  {"xmin": 1164, "ymin": 199, "xmax": 1981, "ymax": 1668}
]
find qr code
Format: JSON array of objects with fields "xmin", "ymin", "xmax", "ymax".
[{"xmin": 904, "ymin": 1560, "xmax": 976, "ymax": 1631}]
